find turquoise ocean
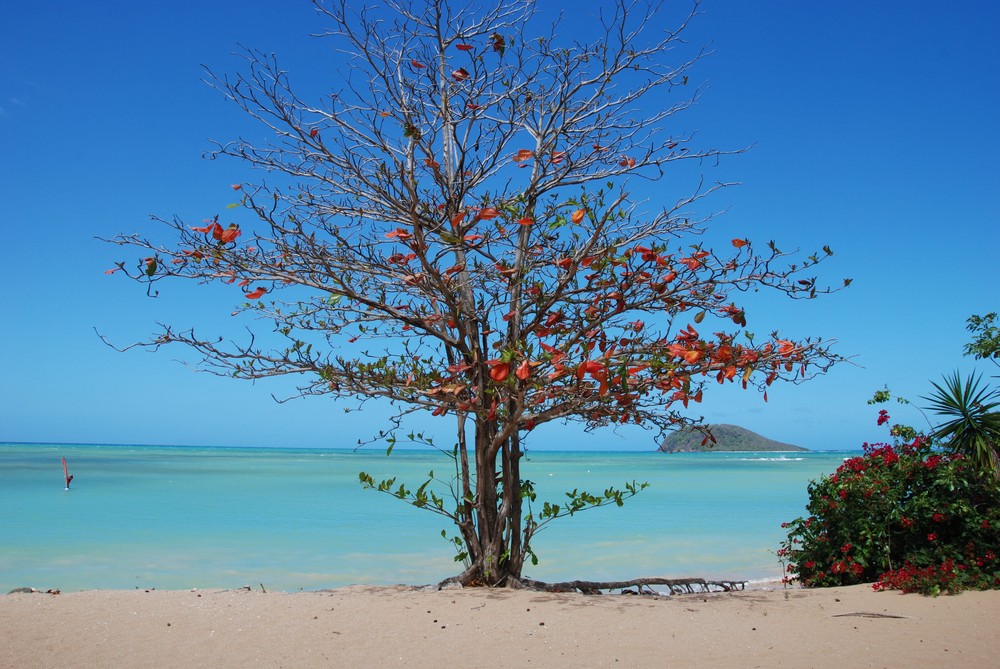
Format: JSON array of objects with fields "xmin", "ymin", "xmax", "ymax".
[{"xmin": 1, "ymin": 443, "xmax": 852, "ymax": 592}]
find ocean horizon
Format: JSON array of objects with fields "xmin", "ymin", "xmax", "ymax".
[{"xmin": 1, "ymin": 442, "xmax": 855, "ymax": 593}]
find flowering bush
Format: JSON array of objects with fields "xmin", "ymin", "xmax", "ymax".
[{"xmin": 780, "ymin": 423, "xmax": 1000, "ymax": 594}]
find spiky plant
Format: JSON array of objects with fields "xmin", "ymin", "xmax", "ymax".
[{"xmin": 925, "ymin": 371, "xmax": 1000, "ymax": 478}]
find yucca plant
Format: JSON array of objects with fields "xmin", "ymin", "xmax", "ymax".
[{"xmin": 924, "ymin": 371, "xmax": 1000, "ymax": 478}]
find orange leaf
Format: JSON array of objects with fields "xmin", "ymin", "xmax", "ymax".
[
  {"xmin": 477, "ymin": 207, "xmax": 500, "ymax": 220},
  {"xmin": 732, "ymin": 238, "xmax": 748, "ymax": 248},
  {"xmin": 619, "ymin": 155, "xmax": 636, "ymax": 168},
  {"xmin": 245, "ymin": 287, "xmax": 267, "ymax": 300},
  {"xmin": 424, "ymin": 158, "xmax": 441, "ymax": 169},
  {"xmin": 571, "ymin": 209, "xmax": 586, "ymax": 224},
  {"xmin": 513, "ymin": 149, "xmax": 534, "ymax": 162},
  {"xmin": 517, "ymin": 217, "xmax": 533, "ymax": 226},
  {"xmin": 554, "ymin": 257, "xmax": 573, "ymax": 269},
  {"xmin": 516, "ymin": 360, "xmax": 531, "ymax": 381},
  {"xmin": 104, "ymin": 268, "xmax": 121, "ymax": 275},
  {"xmin": 230, "ymin": 183, "xmax": 242, "ymax": 191},
  {"xmin": 451, "ymin": 212, "xmax": 466, "ymax": 228},
  {"xmin": 683, "ymin": 350, "xmax": 703, "ymax": 364}
]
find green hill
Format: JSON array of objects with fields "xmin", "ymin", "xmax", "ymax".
[{"xmin": 659, "ymin": 424, "xmax": 807, "ymax": 453}]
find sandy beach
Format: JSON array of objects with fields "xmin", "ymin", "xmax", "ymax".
[{"xmin": 2, "ymin": 583, "xmax": 996, "ymax": 668}]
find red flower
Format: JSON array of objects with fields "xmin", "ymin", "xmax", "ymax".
[
  {"xmin": 877, "ymin": 409, "xmax": 890, "ymax": 426},
  {"xmin": 932, "ymin": 513, "xmax": 945, "ymax": 523},
  {"xmin": 927, "ymin": 533, "xmax": 938, "ymax": 542}
]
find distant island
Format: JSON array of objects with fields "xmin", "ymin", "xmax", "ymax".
[{"xmin": 659, "ymin": 424, "xmax": 807, "ymax": 453}]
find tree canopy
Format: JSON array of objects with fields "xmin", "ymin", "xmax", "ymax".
[{"xmin": 107, "ymin": 0, "xmax": 845, "ymax": 587}]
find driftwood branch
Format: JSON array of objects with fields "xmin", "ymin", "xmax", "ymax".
[
  {"xmin": 516, "ymin": 576, "xmax": 747, "ymax": 595},
  {"xmin": 435, "ymin": 573, "xmax": 747, "ymax": 595}
]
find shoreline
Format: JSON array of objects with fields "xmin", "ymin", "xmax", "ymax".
[{"xmin": 3, "ymin": 583, "xmax": 997, "ymax": 668}]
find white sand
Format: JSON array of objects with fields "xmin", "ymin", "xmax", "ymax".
[{"xmin": 2, "ymin": 583, "xmax": 995, "ymax": 668}]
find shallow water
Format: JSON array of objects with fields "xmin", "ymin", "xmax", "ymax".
[{"xmin": 0, "ymin": 443, "xmax": 849, "ymax": 592}]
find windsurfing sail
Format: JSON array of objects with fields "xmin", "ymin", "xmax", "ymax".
[{"xmin": 62, "ymin": 457, "xmax": 73, "ymax": 490}]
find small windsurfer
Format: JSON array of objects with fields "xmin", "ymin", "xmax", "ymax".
[{"xmin": 62, "ymin": 457, "xmax": 73, "ymax": 490}]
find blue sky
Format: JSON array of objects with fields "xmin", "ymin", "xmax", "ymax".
[{"xmin": 2, "ymin": 1, "xmax": 997, "ymax": 451}]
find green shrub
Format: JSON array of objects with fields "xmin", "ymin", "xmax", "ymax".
[{"xmin": 780, "ymin": 431, "xmax": 1000, "ymax": 594}]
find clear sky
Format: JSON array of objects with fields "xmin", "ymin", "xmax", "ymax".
[{"xmin": 2, "ymin": 1, "xmax": 997, "ymax": 451}]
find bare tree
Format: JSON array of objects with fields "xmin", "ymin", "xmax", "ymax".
[{"xmin": 106, "ymin": 0, "xmax": 845, "ymax": 588}]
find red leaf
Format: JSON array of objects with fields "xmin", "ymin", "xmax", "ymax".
[
  {"xmin": 456, "ymin": 43, "xmax": 474, "ymax": 51},
  {"xmin": 488, "ymin": 360, "xmax": 510, "ymax": 382},
  {"xmin": 309, "ymin": 128, "xmax": 319, "ymax": 138},
  {"xmin": 618, "ymin": 155, "xmax": 636, "ymax": 168},
  {"xmin": 554, "ymin": 257, "xmax": 573, "ymax": 269},
  {"xmin": 410, "ymin": 59, "xmax": 427, "ymax": 69},
  {"xmin": 516, "ymin": 360, "xmax": 531, "ymax": 381},
  {"xmin": 517, "ymin": 217, "xmax": 534, "ymax": 226},
  {"xmin": 230, "ymin": 183, "xmax": 242, "ymax": 191},
  {"xmin": 777, "ymin": 340, "xmax": 796, "ymax": 356},
  {"xmin": 550, "ymin": 151, "xmax": 566, "ymax": 164},
  {"xmin": 218, "ymin": 226, "xmax": 241, "ymax": 244},
  {"xmin": 104, "ymin": 268, "xmax": 121, "ymax": 275},
  {"xmin": 513, "ymin": 149, "xmax": 534, "ymax": 162},
  {"xmin": 424, "ymin": 158, "xmax": 441, "ymax": 169},
  {"xmin": 452, "ymin": 68, "xmax": 470, "ymax": 82},
  {"xmin": 245, "ymin": 287, "xmax": 267, "ymax": 300},
  {"xmin": 477, "ymin": 207, "xmax": 500, "ymax": 220}
]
